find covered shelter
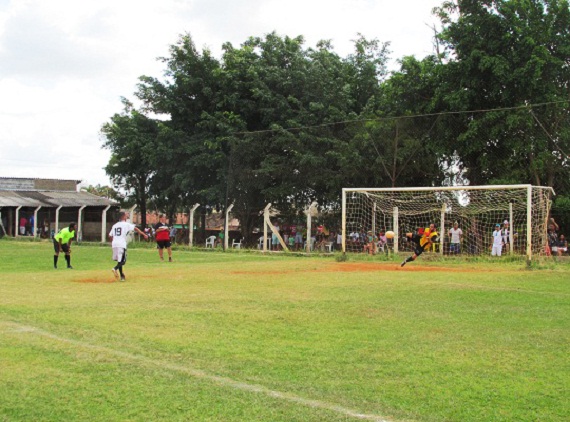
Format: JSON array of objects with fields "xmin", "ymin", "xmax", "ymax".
[{"xmin": 0, "ymin": 178, "xmax": 118, "ymax": 242}]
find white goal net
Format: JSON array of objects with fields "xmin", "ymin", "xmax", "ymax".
[{"xmin": 342, "ymin": 185, "xmax": 554, "ymax": 261}]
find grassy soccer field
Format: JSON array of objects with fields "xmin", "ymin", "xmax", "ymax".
[{"xmin": 0, "ymin": 240, "xmax": 569, "ymax": 421}]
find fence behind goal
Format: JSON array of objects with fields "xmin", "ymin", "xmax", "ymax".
[{"xmin": 342, "ymin": 185, "xmax": 554, "ymax": 261}]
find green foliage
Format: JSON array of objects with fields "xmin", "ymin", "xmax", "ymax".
[
  {"xmin": 434, "ymin": 0, "xmax": 570, "ymax": 189},
  {"xmin": 80, "ymin": 184, "xmax": 123, "ymax": 202},
  {"xmin": 101, "ymin": 99, "xmax": 162, "ymax": 226},
  {"xmin": 103, "ymin": 6, "xmax": 570, "ymax": 235},
  {"xmin": 134, "ymin": 32, "xmax": 394, "ymax": 238}
]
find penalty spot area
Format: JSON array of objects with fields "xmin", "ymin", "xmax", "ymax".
[{"xmin": 73, "ymin": 278, "xmax": 117, "ymax": 284}]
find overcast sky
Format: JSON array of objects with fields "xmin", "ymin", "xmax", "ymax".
[{"xmin": 0, "ymin": 0, "xmax": 442, "ymax": 187}]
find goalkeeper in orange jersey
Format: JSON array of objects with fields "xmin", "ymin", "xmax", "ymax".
[{"xmin": 400, "ymin": 224, "xmax": 440, "ymax": 267}]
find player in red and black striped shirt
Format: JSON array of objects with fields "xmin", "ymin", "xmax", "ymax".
[{"xmin": 154, "ymin": 214, "xmax": 173, "ymax": 262}]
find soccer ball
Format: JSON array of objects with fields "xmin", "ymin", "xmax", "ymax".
[{"xmin": 385, "ymin": 230, "xmax": 395, "ymax": 239}]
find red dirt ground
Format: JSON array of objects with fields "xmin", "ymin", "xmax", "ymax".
[
  {"xmin": 232, "ymin": 262, "xmax": 486, "ymax": 275},
  {"xmin": 74, "ymin": 278, "xmax": 116, "ymax": 283}
]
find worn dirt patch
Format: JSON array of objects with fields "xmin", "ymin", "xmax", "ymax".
[
  {"xmin": 327, "ymin": 262, "xmax": 485, "ymax": 273},
  {"xmin": 231, "ymin": 262, "xmax": 487, "ymax": 275},
  {"xmin": 73, "ymin": 278, "xmax": 116, "ymax": 284}
]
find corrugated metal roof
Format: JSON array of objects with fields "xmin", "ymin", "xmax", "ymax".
[
  {"xmin": 0, "ymin": 177, "xmax": 81, "ymax": 192},
  {"xmin": 0, "ymin": 190, "xmax": 116, "ymax": 207}
]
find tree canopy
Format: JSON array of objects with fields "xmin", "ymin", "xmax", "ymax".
[{"xmin": 101, "ymin": 0, "xmax": 570, "ymax": 237}]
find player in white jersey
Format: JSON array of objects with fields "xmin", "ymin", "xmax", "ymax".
[{"xmin": 109, "ymin": 211, "xmax": 148, "ymax": 281}]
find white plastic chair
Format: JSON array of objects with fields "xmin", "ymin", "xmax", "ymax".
[
  {"xmin": 258, "ymin": 236, "xmax": 271, "ymax": 250},
  {"xmin": 303, "ymin": 238, "xmax": 316, "ymax": 251},
  {"xmin": 325, "ymin": 242, "xmax": 333, "ymax": 253},
  {"xmin": 232, "ymin": 238, "xmax": 242, "ymax": 249},
  {"xmin": 205, "ymin": 235, "xmax": 216, "ymax": 248}
]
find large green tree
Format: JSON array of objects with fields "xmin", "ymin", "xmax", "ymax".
[
  {"xmin": 434, "ymin": 0, "xmax": 570, "ymax": 191},
  {"xmin": 101, "ymin": 99, "xmax": 162, "ymax": 228},
  {"xmin": 135, "ymin": 32, "xmax": 393, "ymax": 240}
]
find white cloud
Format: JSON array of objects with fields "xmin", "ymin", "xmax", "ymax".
[{"xmin": 0, "ymin": 0, "xmax": 442, "ymax": 186}]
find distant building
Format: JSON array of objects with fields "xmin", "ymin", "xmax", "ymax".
[{"xmin": 0, "ymin": 177, "xmax": 118, "ymax": 241}]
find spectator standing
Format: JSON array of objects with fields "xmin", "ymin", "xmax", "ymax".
[
  {"xmin": 349, "ymin": 230, "xmax": 359, "ymax": 244},
  {"xmin": 154, "ymin": 214, "xmax": 173, "ymax": 262},
  {"xmin": 448, "ymin": 222, "xmax": 463, "ymax": 254},
  {"xmin": 109, "ymin": 212, "xmax": 148, "ymax": 281},
  {"xmin": 29, "ymin": 215, "xmax": 35, "ymax": 236},
  {"xmin": 295, "ymin": 226, "xmax": 304, "ymax": 251},
  {"xmin": 217, "ymin": 229, "xmax": 225, "ymax": 248},
  {"xmin": 377, "ymin": 230, "xmax": 388, "ymax": 255},
  {"xmin": 271, "ymin": 221, "xmax": 280, "ymax": 251},
  {"xmin": 53, "ymin": 223, "xmax": 76, "ymax": 269},
  {"xmin": 19, "ymin": 215, "xmax": 27, "ymax": 235},
  {"xmin": 144, "ymin": 226, "xmax": 151, "ymax": 239},
  {"xmin": 501, "ymin": 220, "xmax": 518, "ymax": 253},
  {"xmin": 42, "ymin": 219, "xmax": 50, "ymax": 239},
  {"xmin": 491, "ymin": 224, "xmax": 504, "ymax": 256},
  {"xmin": 362, "ymin": 231, "xmax": 375, "ymax": 254},
  {"xmin": 557, "ymin": 234, "xmax": 568, "ymax": 256},
  {"xmin": 558, "ymin": 234, "xmax": 568, "ymax": 256},
  {"xmin": 288, "ymin": 233, "xmax": 295, "ymax": 249},
  {"xmin": 547, "ymin": 218, "xmax": 559, "ymax": 256},
  {"xmin": 169, "ymin": 225, "xmax": 177, "ymax": 244}
]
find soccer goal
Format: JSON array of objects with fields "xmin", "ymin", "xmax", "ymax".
[{"xmin": 342, "ymin": 185, "xmax": 555, "ymax": 261}]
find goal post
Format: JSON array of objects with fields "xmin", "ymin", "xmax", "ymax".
[{"xmin": 342, "ymin": 185, "xmax": 554, "ymax": 262}]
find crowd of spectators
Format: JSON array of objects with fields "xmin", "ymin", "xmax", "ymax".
[{"xmin": 137, "ymin": 216, "xmax": 568, "ymax": 257}]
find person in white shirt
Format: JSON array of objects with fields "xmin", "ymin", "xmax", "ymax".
[
  {"xmin": 448, "ymin": 222, "xmax": 463, "ymax": 254},
  {"xmin": 501, "ymin": 220, "xmax": 518, "ymax": 253},
  {"xmin": 109, "ymin": 211, "xmax": 148, "ymax": 281},
  {"xmin": 491, "ymin": 224, "xmax": 504, "ymax": 256}
]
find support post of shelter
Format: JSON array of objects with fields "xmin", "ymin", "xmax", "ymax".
[
  {"xmin": 188, "ymin": 203, "xmax": 200, "ymax": 247},
  {"xmin": 224, "ymin": 204, "xmax": 234, "ymax": 251},
  {"xmin": 15, "ymin": 206, "xmax": 22, "ymax": 237},
  {"xmin": 101, "ymin": 205, "xmax": 111, "ymax": 243},
  {"xmin": 0, "ymin": 211, "xmax": 6, "ymax": 237},
  {"xmin": 32, "ymin": 206, "xmax": 42, "ymax": 238},
  {"xmin": 55, "ymin": 205, "xmax": 63, "ymax": 235},
  {"xmin": 77, "ymin": 205, "xmax": 86, "ymax": 243}
]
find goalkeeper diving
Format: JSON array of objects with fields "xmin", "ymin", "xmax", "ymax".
[{"xmin": 400, "ymin": 224, "xmax": 440, "ymax": 267}]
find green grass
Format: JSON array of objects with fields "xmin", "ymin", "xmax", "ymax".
[{"xmin": 0, "ymin": 239, "xmax": 569, "ymax": 421}]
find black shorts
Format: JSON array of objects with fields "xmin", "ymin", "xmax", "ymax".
[
  {"xmin": 414, "ymin": 246, "xmax": 426, "ymax": 256},
  {"xmin": 156, "ymin": 240, "xmax": 172, "ymax": 249},
  {"xmin": 53, "ymin": 239, "xmax": 70, "ymax": 254},
  {"xmin": 410, "ymin": 234, "xmax": 426, "ymax": 256}
]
